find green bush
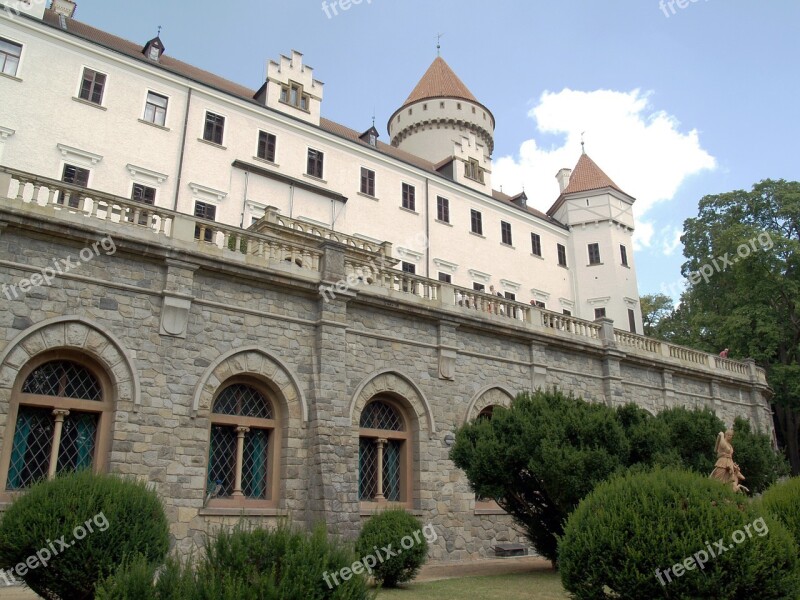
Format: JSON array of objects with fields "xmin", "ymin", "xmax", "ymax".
[
  {"xmin": 732, "ymin": 417, "xmax": 790, "ymax": 493},
  {"xmin": 0, "ymin": 470, "xmax": 169, "ymax": 600},
  {"xmin": 97, "ymin": 522, "xmax": 375, "ymax": 600},
  {"xmin": 761, "ymin": 477, "xmax": 800, "ymax": 548},
  {"xmin": 355, "ymin": 509, "xmax": 430, "ymax": 588},
  {"xmin": 559, "ymin": 468, "xmax": 800, "ymax": 599}
]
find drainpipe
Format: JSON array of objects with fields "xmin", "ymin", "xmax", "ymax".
[
  {"xmin": 172, "ymin": 88, "xmax": 192, "ymax": 212},
  {"xmin": 424, "ymin": 177, "xmax": 431, "ymax": 278}
]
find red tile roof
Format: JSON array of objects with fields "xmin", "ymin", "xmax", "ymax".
[
  {"xmin": 561, "ymin": 153, "xmax": 626, "ymax": 196},
  {"xmin": 402, "ymin": 57, "xmax": 479, "ymax": 107}
]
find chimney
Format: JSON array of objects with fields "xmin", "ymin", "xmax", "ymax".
[
  {"xmin": 556, "ymin": 168, "xmax": 572, "ymax": 193},
  {"xmin": 51, "ymin": 0, "xmax": 76, "ymax": 18}
]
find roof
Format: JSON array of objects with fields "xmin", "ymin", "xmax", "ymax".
[
  {"xmin": 560, "ymin": 153, "xmax": 626, "ymax": 196},
  {"xmin": 37, "ymin": 9, "xmax": 563, "ymax": 229},
  {"xmin": 402, "ymin": 56, "xmax": 479, "ymax": 107}
]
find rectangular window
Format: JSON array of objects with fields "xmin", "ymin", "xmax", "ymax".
[
  {"xmin": 203, "ymin": 112, "xmax": 225, "ymax": 145},
  {"xmin": 620, "ymin": 244, "xmax": 629, "ymax": 267},
  {"xmin": 470, "ymin": 209, "xmax": 483, "ymax": 235},
  {"xmin": 629, "ymin": 309, "xmax": 637, "ymax": 333},
  {"xmin": 281, "ymin": 82, "xmax": 310, "ymax": 110},
  {"xmin": 360, "ymin": 167, "xmax": 375, "ymax": 196},
  {"xmin": 595, "ymin": 308, "xmax": 607, "ymax": 319},
  {"xmin": 143, "ymin": 91, "xmax": 168, "ymax": 126},
  {"xmin": 307, "ymin": 148, "xmax": 324, "ymax": 178},
  {"xmin": 531, "ymin": 233, "xmax": 542, "ymax": 256},
  {"xmin": 563, "ymin": 309, "xmax": 572, "ymax": 316},
  {"xmin": 504, "ymin": 292, "xmax": 516, "ymax": 301},
  {"xmin": 0, "ymin": 38, "xmax": 22, "ymax": 77},
  {"xmin": 534, "ymin": 300, "xmax": 546, "ymax": 309},
  {"xmin": 436, "ymin": 196, "xmax": 449, "ymax": 223},
  {"xmin": 464, "ymin": 158, "xmax": 484, "ymax": 183},
  {"xmin": 402, "ymin": 183, "xmax": 415, "ymax": 211},
  {"xmin": 401, "ymin": 262, "xmax": 416, "ymax": 274},
  {"xmin": 473, "ymin": 282, "xmax": 485, "ymax": 292},
  {"xmin": 588, "ymin": 243, "xmax": 601, "ymax": 265},
  {"xmin": 438, "ymin": 272, "xmax": 452, "ymax": 283},
  {"xmin": 131, "ymin": 183, "xmax": 156, "ymax": 205},
  {"xmin": 59, "ymin": 164, "xmax": 90, "ymax": 208},
  {"xmin": 557, "ymin": 244, "xmax": 567, "ymax": 267},
  {"xmin": 194, "ymin": 201, "xmax": 216, "ymax": 242},
  {"xmin": 79, "ymin": 68, "xmax": 106, "ymax": 105},
  {"xmin": 257, "ymin": 131, "xmax": 277, "ymax": 162},
  {"xmin": 501, "ymin": 221, "xmax": 512, "ymax": 245}
]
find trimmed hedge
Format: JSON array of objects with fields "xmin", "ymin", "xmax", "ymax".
[
  {"xmin": 761, "ymin": 477, "xmax": 800, "ymax": 549},
  {"xmin": 355, "ymin": 509, "xmax": 430, "ymax": 588},
  {"xmin": 0, "ymin": 470, "xmax": 169, "ymax": 600},
  {"xmin": 559, "ymin": 468, "xmax": 800, "ymax": 599}
]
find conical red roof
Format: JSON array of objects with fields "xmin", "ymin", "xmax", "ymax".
[
  {"xmin": 561, "ymin": 153, "xmax": 626, "ymax": 196},
  {"xmin": 402, "ymin": 57, "xmax": 479, "ymax": 107}
]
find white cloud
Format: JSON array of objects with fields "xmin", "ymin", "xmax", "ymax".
[
  {"xmin": 493, "ymin": 89, "xmax": 716, "ymax": 237},
  {"xmin": 661, "ymin": 226, "xmax": 684, "ymax": 256}
]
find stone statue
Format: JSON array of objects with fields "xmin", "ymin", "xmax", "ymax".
[{"xmin": 710, "ymin": 429, "xmax": 748, "ymax": 493}]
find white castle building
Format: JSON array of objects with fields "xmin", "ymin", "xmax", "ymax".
[{"xmin": 0, "ymin": 0, "xmax": 643, "ymax": 331}]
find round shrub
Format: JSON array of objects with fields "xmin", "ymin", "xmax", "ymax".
[
  {"xmin": 97, "ymin": 522, "xmax": 375, "ymax": 600},
  {"xmin": 0, "ymin": 470, "xmax": 169, "ymax": 600},
  {"xmin": 559, "ymin": 468, "xmax": 800, "ymax": 600},
  {"xmin": 355, "ymin": 509, "xmax": 429, "ymax": 588},
  {"xmin": 761, "ymin": 477, "xmax": 800, "ymax": 548}
]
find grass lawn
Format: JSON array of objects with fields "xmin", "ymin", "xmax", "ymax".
[{"xmin": 376, "ymin": 571, "xmax": 569, "ymax": 600}]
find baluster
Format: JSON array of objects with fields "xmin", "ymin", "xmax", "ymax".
[
  {"xmin": 15, "ymin": 179, "xmax": 27, "ymax": 202},
  {"xmin": 30, "ymin": 183, "xmax": 41, "ymax": 204}
]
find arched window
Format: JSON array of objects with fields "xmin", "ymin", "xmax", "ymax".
[
  {"xmin": 2, "ymin": 358, "xmax": 111, "ymax": 492},
  {"xmin": 473, "ymin": 404, "xmax": 505, "ymax": 514},
  {"xmin": 359, "ymin": 398, "xmax": 411, "ymax": 506},
  {"xmin": 206, "ymin": 381, "xmax": 279, "ymax": 507}
]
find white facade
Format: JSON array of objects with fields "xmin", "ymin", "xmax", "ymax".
[{"xmin": 0, "ymin": 2, "xmax": 643, "ymax": 331}]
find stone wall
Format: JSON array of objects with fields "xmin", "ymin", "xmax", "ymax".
[{"xmin": 0, "ymin": 192, "xmax": 774, "ymax": 562}]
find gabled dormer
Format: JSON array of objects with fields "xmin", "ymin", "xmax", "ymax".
[
  {"xmin": 451, "ymin": 132, "xmax": 492, "ymax": 193},
  {"xmin": 359, "ymin": 126, "xmax": 379, "ymax": 148},
  {"xmin": 254, "ymin": 50, "xmax": 324, "ymax": 126},
  {"xmin": 142, "ymin": 36, "xmax": 165, "ymax": 63}
]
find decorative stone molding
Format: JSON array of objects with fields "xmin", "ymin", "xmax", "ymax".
[
  {"xmin": 126, "ymin": 164, "xmax": 168, "ymax": 184},
  {"xmin": 56, "ymin": 143, "xmax": 103, "ymax": 165},
  {"xmin": 463, "ymin": 386, "xmax": 515, "ymax": 424},
  {"xmin": 0, "ymin": 316, "xmax": 140, "ymax": 410},
  {"xmin": 188, "ymin": 182, "xmax": 227, "ymax": 203},
  {"xmin": 190, "ymin": 347, "xmax": 308, "ymax": 421},
  {"xmin": 159, "ymin": 294, "xmax": 191, "ymax": 338},
  {"xmin": 439, "ymin": 347, "xmax": 456, "ymax": 380},
  {"xmin": 349, "ymin": 370, "xmax": 436, "ymax": 434}
]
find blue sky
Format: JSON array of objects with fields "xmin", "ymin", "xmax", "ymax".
[{"xmin": 68, "ymin": 0, "xmax": 799, "ymax": 299}]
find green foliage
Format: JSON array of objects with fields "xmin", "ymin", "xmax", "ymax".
[
  {"xmin": 733, "ymin": 417, "xmax": 790, "ymax": 492},
  {"xmin": 559, "ymin": 468, "xmax": 800, "ymax": 599},
  {"xmin": 0, "ymin": 470, "xmax": 169, "ymax": 600},
  {"xmin": 96, "ymin": 522, "xmax": 375, "ymax": 600},
  {"xmin": 355, "ymin": 509, "xmax": 429, "ymax": 588},
  {"xmin": 761, "ymin": 477, "xmax": 800, "ymax": 549},
  {"xmin": 640, "ymin": 293, "xmax": 675, "ymax": 338},
  {"xmin": 450, "ymin": 390, "xmax": 631, "ymax": 563},
  {"xmin": 654, "ymin": 406, "xmax": 725, "ymax": 474}
]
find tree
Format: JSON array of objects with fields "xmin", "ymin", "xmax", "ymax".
[
  {"xmin": 680, "ymin": 179, "xmax": 800, "ymax": 473},
  {"xmin": 640, "ymin": 293, "xmax": 675, "ymax": 337}
]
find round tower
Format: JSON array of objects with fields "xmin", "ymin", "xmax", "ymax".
[{"xmin": 387, "ymin": 57, "xmax": 495, "ymax": 164}]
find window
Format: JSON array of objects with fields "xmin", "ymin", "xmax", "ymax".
[
  {"xmin": 59, "ymin": 164, "xmax": 90, "ymax": 208},
  {"xmin": 401, "ymin": 183, "xmax": 415, "ymax": 211},
  {"xmin": 504, "ymin": 292, "xmax": 516, "ymax": 301},
  {"xmin": 257, "ymin": 131, "xmax": 277, "ymax": 162},
  {"xmin": 534, "ymin": 300, "xmax": 546, "ymax": 309},
  {"xmin": 359, "ymin": 399, "xmax": 409, "ymax": 504},
  {"xmin": 360, "ymin": 167, "xmax": 375, "ymax": 196},
  {"xmin": 194, "ymin": 201, "xmax": 216, "ymax": 242},
  {"xmin": 436, "ymin": 196, "xmax": 449, "ymax": 223},
  {"xmin": 464, "ymin": 158, "xmax": 484, "ymax": 183},
  {"xmin": 79, "ymin": 68, "xmax": 106, "ymax": 105},
  {"xmin": 281, "ymin": 82, "xmax": 310, "ymax": 110},
  {"xmin": 0, "ymin": 38, "xmax": 22, "ymax": 77},
  {"xmin": 438, "ymin": 272, "xmax": 452, "ymax": 283},
  {"xmin": 307, "ymin": 148, "xmax": 324, "ymax": 178},
  {"xmin": 207, "ymin": 382, "xmax": 278, "ymax": 505},
  {"xmin": 130, "ymin": 183, "xmax": 156, "ymax": 225},
  {"xmin": 557, "ymin": 244, "xmax": 567, "ymax": 267},
  {"xmin": 473, "ymin": 282, "xmax": 485, "ymax": 292},
  {"xmin": 620, "ymin": 244, "xmax": 629, "ymax": 267},
  {"xmin": 563, "ymin": 309, "xmax": 572, "ymax": 316},
  {"xmin": 628, "ymin": 309, "xmax": 637, "ymax": 333},
  {"xmin": 588, "ymin": 243, "xmax": 601, "ymax": 265},
  {"xmin": 531, "ymin": 233, "xmax": 542, "ymax": 257},
  {"xmin": 203, "ymin": 112, "xmax": 225, "ymax": 145},
  {"xmin": 501, "ymin": 221, "xmax": 512, "ymax": 245},
  {"xmin": 595, "ymin": 308, "xmax": 607, "ymax": 319},
  {"xmin": 470, "ymin": 209, "xmax": 483, "ymax": 235},
  {"xmin": 3, "ymin": 359, "xmax": 110, "ymax": 491},
  {"xmin": 401, "ymin": 262, "xmax": 416, "ymax": 274},
  {"xmin": 143, "ymin": 91, "xmax": 168, "ymax": 126}
]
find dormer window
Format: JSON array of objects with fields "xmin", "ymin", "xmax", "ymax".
[
  {"xmin": 142, "ymin": 36, "xmax": 165, "ymax": 63},
  {"xmin": 359, "ymin": 126, "xmax": 380, "ymax": 148},
  {"xmin": 464, "ymin": 158, "xmax": 484, "ymax": 183},
  {"xmin": 280, "ymin": 81, "xmax": 310, "ymax": 111}
]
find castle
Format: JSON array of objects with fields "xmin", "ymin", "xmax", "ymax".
[{"xmin": 0, "ymin": 0, "xmax": 772, "ymax": 559}]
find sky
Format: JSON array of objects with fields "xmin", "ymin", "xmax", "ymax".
[{"xmin": 63, "ymin": 0, "xmax": 800, "ymax": 300}]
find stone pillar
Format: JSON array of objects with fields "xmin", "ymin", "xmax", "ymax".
[
  {"xmin": 48, "ymin": 409, "xmax": 70, "ymax": 479},
  {"xmin": 530, "ymin": 341, "xmax": 548, "ymax": 391},
  {"xmin": 438, "ymin": 320, "xmax": 458, "ymax": 380},
  {"xmin": 307, "ymin": 242, "xmax": 360, "ymax": 538},
  {"xmin": 661, "ymin": 369, "xmax": 675, "ymax": 408},
  {"xmin": 159, "ymin": 259, "xmax": 198, "ymax": 339},
  {"xmin": 596, "ymin": 318, "xmax": 624, "ymax": 406}
]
